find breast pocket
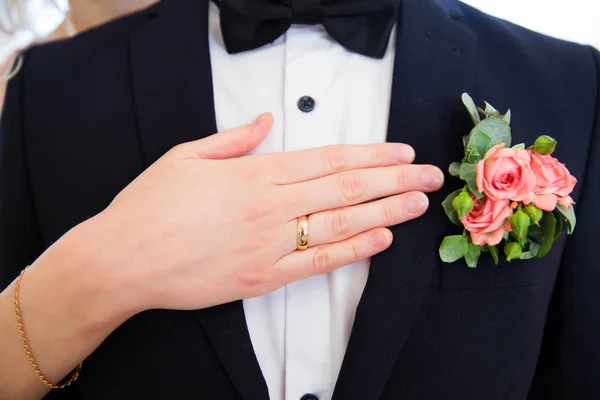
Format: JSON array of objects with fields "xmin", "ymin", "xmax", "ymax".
[{"xmin": 438, "ymin": 236, "xmax": 566, "ymax": 291}]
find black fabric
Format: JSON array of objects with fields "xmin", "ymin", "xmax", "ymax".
[
  {"xmin": 0, "ymin": 0, "xmax": 598, "ymax": 399},
  {"xmin": 219, "ymin": 0, "xmax": 398, "ymax": 58}
]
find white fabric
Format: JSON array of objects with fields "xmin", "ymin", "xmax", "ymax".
[
  {"xmin": 0, "ymin": 0, "xmax": 68, "ymax": 66},
  {"xmin": 208, "ymin": 3, "xmax": 396, "ymax": 399}
]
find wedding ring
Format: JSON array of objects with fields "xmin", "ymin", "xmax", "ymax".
[{"xmin": 297, "ymin": 216, "xmax": 309, "ymax": 251}]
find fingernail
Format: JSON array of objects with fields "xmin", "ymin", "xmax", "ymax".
[
  {"xmin": 420, "ymin": 166, "xmax": 444, "ymax": 189},
  {"xmin": 405, "ymin": 192, "xmax": 429, "ymax": 214},
  {"xmin": 397, "ymin": 145, "xmax": 416, "ymax": 163},
  {"xmin": 372, "ymin": 230, "xmax": 392, "ymax": 249},
  {"xmin": 253, "ymin": 113, "xmax": 267, "ymax": 127}
]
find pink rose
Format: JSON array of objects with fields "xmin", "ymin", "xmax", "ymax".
[
  {"xmin": 461, "ymin": 196, "xmax": 513, "ymax": 247},
  {"xmin": 476, "ymin": 144, "xmax": 536, "ymax": 202},
  {"xmin": 527, "ymin": 151, "xmax": 577, "ymax": 211}
]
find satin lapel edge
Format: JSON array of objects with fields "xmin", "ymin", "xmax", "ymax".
[
  {"xmin": 333, "ymin": 1, "xmax": 478, "ymax": 398},
  {"xmin": 129, "ymin": 1, "xmax": 269, "ymax": 399}
]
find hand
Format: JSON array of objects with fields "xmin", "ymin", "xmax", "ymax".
[{"xmin": 88, "ymin": 113, "xmax": 444, "ymax": 313}]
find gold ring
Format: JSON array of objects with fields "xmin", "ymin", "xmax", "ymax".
[{"xmin": 297, "ymin": 216, "xmax": 309, "ymax": 251}]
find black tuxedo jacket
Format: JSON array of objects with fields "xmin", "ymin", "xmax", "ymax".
[{"xmin": 1, "ymin": 0, "xmax": 599, "ymax": 399}]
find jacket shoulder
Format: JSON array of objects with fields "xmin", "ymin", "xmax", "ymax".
[
  {"xmin": 456, "ymin": 2, "xmax": 598, "ymax": 138},
  {"xmin": 23, "ymin": 4, "xmax": 158, "ymax": 85},
  {"xmin": 457, "ymin": 2, "xmax": 597, "ymax": 70}
]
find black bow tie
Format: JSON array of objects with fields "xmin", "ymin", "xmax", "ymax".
[{"xmin": 218, "ymin": 0, "xmax": 399, "ymax": 59}]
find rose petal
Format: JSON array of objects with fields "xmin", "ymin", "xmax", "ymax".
[
  {"xmin": 534, "ymin": 194, "xmax": 558, "ymax": 211},
  {"xmin": 558, "ymin": 196, "xmax": 574, "ymax": 209},
  {"xmin": 470, "ymin": 226, "xmax": 505, "ymax": 247},
  {"xmin": 485, "ymin": 227, "xmax": 506, "ymax": 246}
]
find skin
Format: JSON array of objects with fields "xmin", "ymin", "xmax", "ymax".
[
  {"xmin": 0, "ymin": 114, "xmax": 445, "ymax": 399},
  {"xmin": 68, "ymin": 0, "xmax": 157, "ymax": 32}
]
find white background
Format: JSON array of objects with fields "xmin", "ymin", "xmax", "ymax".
[
  {"xmin": 29, "ymin": 0, "xmax": 599, "ymax": 50},
  {"xmin": 461, "ymin": 0, "xmax": 600, "ymax": 50},
  {"xmin": 7, "ymin": 0, "xmax": 600, "ymax": 63}
]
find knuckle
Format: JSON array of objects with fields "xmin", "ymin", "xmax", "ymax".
[
  {"xmin": 382, "ymin": 201, "xmax": 397, "ymax": 224},
  {"xmin": 322, "ymin": 147, "xmax": 349, "ymax": 174},
  {"xmin": 397, "ymin": 167, "xmax": 408, "ymax": 191},
  {"xmin": 312, "ymin": 248, "xmax": 333, "ymax": 275},
  {"xmin": 237, "ymin": 264, "xmax": 270, "ymax": 292},
  {"xmin": 330, "ymin": 210, "xmax": 352, "ymax": 239},
  {"xmin": 339, "ymin": 172, "xmax": 366, "ymax": 203},
  {"xmin": 374, "ymin": 145, "xmax": 386, "ymax": 165},
  {"xmin": 351, "ymin": 238, "xmax": 364, "ymax": 260}
]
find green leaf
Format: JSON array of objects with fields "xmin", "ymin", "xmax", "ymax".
[
  {"xmin": 463, "ymin": 130, "xmax": 493, "ymax": 163},
  {"xmin": 520, "ymin": 242, "xmax": 540, "ymax": 260},
  {"xmin": 448, "ymin": 162, "xmax": 461, "ymax": 177},
  {"xmin": 556, "ymin": 203, "xmax": 576, "ymax": 234},
  {"xmin": 554, "ymin": 212, "xmax": 563, "ymax": 240},
  {"xmin": 461, "ymin": 93, "xmax": 481, "ymax": 126},
  {"xmin": 482, "ymin": 101, "xmax": 500, "ymax": 118},
  {"xmin": 554, "ymin": 215, "xmax": 562, "ymax": 241},
  {"xmin": 489, "ymin": 245, "xmax": 500, "ymax": 265},
  {"xmin": 464, "ymin": 148, "xmax": 482, "ymax": 164},
  {"xmin": 465, "ymin": 243, "xmax": 481, "ymax": 268},
  {"xmin": 439, "ymin": 235, "xmax": 470, "ymax": 263},
  {"xmin": 537, "ymin": 212, "xmax": 557, "ymax": 258},
  {"xmin": 465, "ymin": 118, "xmax": 512, "ymax": 159},
  {"xmin": 503, "ymin": 109, "xmax": 512, "ymax": 125},
  {"xmin": 442, "ymin": 190, "xmax": 463, "ymax": 226},
  {"xmin": 459, "ymin": 163, "xmax": 484, "ymax": 198},
  {"xmin": 511, "ymin": 143, "xmax": 525, "ymax": 151},
  {"xmin": 527, "ymin": 224, "xmax": 542, "ymax": 243}
]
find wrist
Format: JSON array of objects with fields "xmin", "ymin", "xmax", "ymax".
[
  {"xmin": 32, "ymin": 215, "xmax": 141, "ymax": 334},
  {"xmin": 5, "ymin": 215, "xmax": 140, "ymax": 386}
]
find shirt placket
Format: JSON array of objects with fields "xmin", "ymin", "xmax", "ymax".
[{"xmin": 283, "ymin": 25, "xmax": 335, "ymax": 400}]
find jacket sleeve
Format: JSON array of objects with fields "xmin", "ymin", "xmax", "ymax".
[
  {"xmin": 0, "ymin": 54, "xmax": 44, "ymax": 290},
  {"xmin": 529, "ymin": 46, "xmax": 600, "ymax": 399},
  {"xmin": 0, "ymin": 55, "xmax": 80, "ymax": 399}
]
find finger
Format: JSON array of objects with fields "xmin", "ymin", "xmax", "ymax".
[
  {"xmin": 265, "ymin": 143, "xmax": 415, "ymax": 184},
  {"xmin": 272, "ymin": 228, "xmax": 393, "ymax": 285},
  {"xmin": 283, "ymin": 192, "xmax": 429, "ymax": 252},
  {"xmin": 175, "ymin": 113, "xmax": 273, "ymax": 160},
  {"xmin": 287, "ymin": 164, "xmax": 444, "ymax": 217}
]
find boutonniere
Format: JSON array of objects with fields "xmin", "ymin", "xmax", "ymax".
[{"xmin": 439, "ymin": 93, "xmax": 578, "ymax": 268}]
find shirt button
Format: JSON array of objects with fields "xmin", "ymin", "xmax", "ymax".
[
  {"xmin": 300, "ymin": 394, "xmax": 319, "ymax": 400},
  {"xmin": 297, "ymin": 96, "xmax": 316, "ymax": 113}
]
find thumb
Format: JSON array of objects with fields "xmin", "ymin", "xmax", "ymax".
[{"xmin": 184, "ymin": 113, "xmax": 273, "ymax": 160}]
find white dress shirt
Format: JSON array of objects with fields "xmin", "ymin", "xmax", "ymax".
[{"xmin": 208, "ymin": 3, "xmax": 397, "ymax": 399}]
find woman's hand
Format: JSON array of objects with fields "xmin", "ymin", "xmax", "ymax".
[
  {"xmin": 89, "ymin": 113, "xmax": 445, "ymax": 314},
  {"xmin": 0, "ymin": 113, "xmax": 445, "ymax": 398}
]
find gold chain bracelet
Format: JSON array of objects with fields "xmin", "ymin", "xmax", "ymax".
[{"xmin": 13, "ymin": 266, "xmax": 82, "ymax": 389}]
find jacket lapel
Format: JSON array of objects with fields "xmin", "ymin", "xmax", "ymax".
[
  {"xmin": 333, "ymin": 1, "xmax": 478, "ymax": 398},
  {"xmin": 129, "ymin": 0, "xmax": 217, "ymax": 165},
  {"xmin": 129, "ymin": 1, "xmax": 269, "ymax": 398}
]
